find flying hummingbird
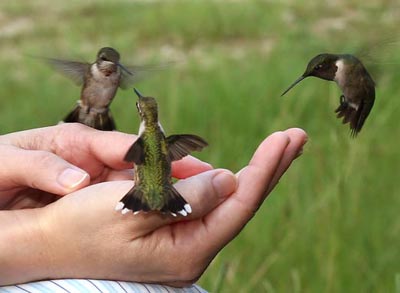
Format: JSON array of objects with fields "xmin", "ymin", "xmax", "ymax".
[
  {"xmin": 281, "ymin": 53, "xmax": 375, "ymax": 137},
  {"xmin": 115, "ymin": 89, "xmax": 208, "ymax": 216},
  {"xmin": 45, "ymin": 47, "xmax": 163, "ymax": 131}
]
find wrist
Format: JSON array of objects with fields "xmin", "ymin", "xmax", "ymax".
[{"xmin": 0, "ymin": 208, "xmax": 53, "ymax": 285}]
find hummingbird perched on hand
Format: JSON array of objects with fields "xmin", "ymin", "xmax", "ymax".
[
  {"xmin": 115, "ymin": 89, "xmax": 208, "ymax": 216},
  {"xmin": 45, "ymin": 47, "xmax": 162, "ymax": 131},
  {"xmin": 281, "ymin": 53, "xmax": 375, "ymax": 137}
]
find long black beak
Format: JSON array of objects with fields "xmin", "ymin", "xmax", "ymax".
[
  {"xmin": 281, "ymin": 75, "xmax": 306, "ymax": 97},
  {"xmin": 133, "ymin": 88, "xmax": 144, "ymax": 98},
  {"xmin": 118, "ymin": 62, "xmax": 133, "ymax": 75}
]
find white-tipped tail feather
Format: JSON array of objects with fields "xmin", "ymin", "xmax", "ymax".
[
  {"xmin": 115, "ymin": 202, "xmax": 124, "ymax": 211},
  {"xmin": 184, "ymin": 204, "xmax": 192, "ymax": 214},
  {"xmin": 115, "ymin": 201, "xmax": 192, "ymax": 217},
  {"xmin": 178, "ymin": 210, "xmax": 187, "ymax": 217}
]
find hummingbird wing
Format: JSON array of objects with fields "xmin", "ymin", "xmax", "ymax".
[
  {"xmin": 166, "ymin": 134, "xmax": 208, "ymax": 161},
  {"xmin": 124, "ymin": 137, "xmax": 145, "ymax": 164},
  {"xmin": 119, "ymin": 63, "xmax": 172, "ymax": 89},
  {"xmin": 44, "ymin": 58, "xmax": 90, "ymax": 85}
]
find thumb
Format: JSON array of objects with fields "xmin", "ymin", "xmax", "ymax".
[{"xmin": 0, "ymin": 145, "xmax": 90, "ymax": 195}]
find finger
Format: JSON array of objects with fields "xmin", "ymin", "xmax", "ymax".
[
  {"xmin": 0, "ymin": 145, "xmax": 89, "ymax": 196},
  {"xmin": 1, "ymin": 124, "xmax": 213, "ymax": 179},
  {"xmin": 114, "ymin": 169, "xmax": 237, "ymax": 235},
  {"xmin": 266, "ymin": 128, "xmax": 308, "ymax": 193},
  {"xmin": 172, "ymin": 156, "xmax": 213, "ymax": 179},
  {"xmin": 0, "ymin": 124, "xmax": 136, "ymax": 172},
  {"xmin": 200, "ymin": 131, "xmax": 291, "ymax": 247},
  {"xmin": 97, "ymin": 169, "xmax": 134, "ymax": 183}
]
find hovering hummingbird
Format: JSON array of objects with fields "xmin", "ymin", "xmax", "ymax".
[
  {"xmin": 45, "ymin": 47, "xmax": 163, "ymax": 131},
  {"xmin": 115, "ymin": 89, "xmax": 208, "ymax": 216},
  {"xmin": 281, "ymin": 53, "xmax": 375, "ymax": 137}
]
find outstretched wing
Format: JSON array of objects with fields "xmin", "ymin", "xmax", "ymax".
[
  {"xmin": 119, "ymin": 63, "xmax": 173, "ymax": 89},
  {"xmin": 124, "ymin": 137, "xmax": 145, "ymax": 164},
  {"xmin": 44, "ymin": 58, "xmax": 90, "ymax": 86},
  {"xmin": 166, "ymin": 134, "xmax": 208, "ymax": 161}
]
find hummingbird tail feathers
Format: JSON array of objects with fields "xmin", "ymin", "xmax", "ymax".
[
  {"xmin": 335, "ymin": 103, "xmax": 359, "ymax": 137},
  {"xmin": 115, "ymin": 185, "xmax": 192, "ymax": 217},
  {"xmin": 63, "ymin": 104, "xmax": 116, "ymax": 131},
  {"xmin": 93, "ymin": 110, "xmax": 116, "ymax": 131},
  {"xmin": 115, "ymin": 186, "xmax": 151, "ymax": 215},
  {"xmin": 335, "ymin": 97, "xmax": 374, "ymax": 137},
  {"xmin": 160, "ymin": 185, "xmax": 192, "ymax": 217},
  {"xmin": 63, "ymin": 104, "xmax": 81, "ymax": 123}
]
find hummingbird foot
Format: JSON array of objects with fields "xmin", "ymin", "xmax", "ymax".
[
  {"xmin": 334, "ymin": 94, "xmax": 370, "ymax": 137},
  {"xmin": 339, "ymin": 94, "xmax": 345, "ymax": 104},
  {"xmin": 334, "ymin": 95, "xmax": 349, "ymax": 118}
]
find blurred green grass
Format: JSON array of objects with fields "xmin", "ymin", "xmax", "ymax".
[{"xmin": 1, "ymin": 1, "xmax": 399, "ymax": 292}]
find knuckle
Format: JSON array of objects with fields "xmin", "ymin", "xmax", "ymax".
[{"xmin": 33, "ymin": 150, "xmax": 58, "ymax": 168}]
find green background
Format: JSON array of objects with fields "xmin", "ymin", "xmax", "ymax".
[{"xmin": 0, "ymin": 1, "xmax": 399, "ymax": 292}]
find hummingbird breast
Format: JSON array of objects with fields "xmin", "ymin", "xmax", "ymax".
[
  {"xmin": 81, "ymin": 63, "xmax": 121, "ymax": 110},
  {"xmin": 334, "ymin": 59, "xmax": 347, "ymax": 88}
]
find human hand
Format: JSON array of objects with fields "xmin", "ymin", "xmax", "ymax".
[
  {"xmin": 0, "ymin": 128, "xmax": 307, "ymax": 286},
  {"xmin": 0, "ymin": 123, "xmax": 211, "ymax": 209}
]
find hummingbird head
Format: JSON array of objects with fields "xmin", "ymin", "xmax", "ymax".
[
  {"xmin": 97, "ymin": 47, "xmax": 121, "ymax": 63},
  {"xmin": 96, "ymin": 47, "xmax": 132, "ymax": 75},
  {"xmin": 281, "ymin": 53, "xmax": 339, "ymax": 96},
  {"xmin": 303, "ymin": 53, "xmax": 339, "ymax": 80},
  {"xmin": 134, "ymin": 88, "xmax": 158, "ymax": 123}
]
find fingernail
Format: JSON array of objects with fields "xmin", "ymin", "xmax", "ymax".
[
  {"xmin": 57, "ymin": 168, "xmax": 89, "ymax": 190},
  {"xmin": 235, "ymin": 166, "xmax": 247, "ymax": 179},
  {"xmin": 213, "ymin": 170, "xmax": 237, "ymax": 199}
]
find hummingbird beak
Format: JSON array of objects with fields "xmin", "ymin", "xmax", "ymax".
[
  {"xmin": 133, "ymin": 88, "xmax": 144, "ymax": 98},
  {"xmin": 281, "ymin": 75, "xmax": 307, "ymax": 97},
  {"xmin": 118, "ymin": 62, "xmax": 133, "ymax": 75},
  {"xmin": 134, "ymin": 88, "xmax": 144, "ymax": 114}
]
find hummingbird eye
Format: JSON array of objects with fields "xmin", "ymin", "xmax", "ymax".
[{"xmin": 315, "ymin": 64, "xmax": 323, "ymax": 70}]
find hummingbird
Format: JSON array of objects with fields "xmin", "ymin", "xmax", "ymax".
[
  {"xmin": 45, "ymin": 47, "xmax": 162, "ymax": 131},
  {"xmin": 115, "ymin": 89, "xmax": 208, "ymax": 216},
  {"xmin": 281, "ymin": 53, "xmax": 375, "ymax": 137}
]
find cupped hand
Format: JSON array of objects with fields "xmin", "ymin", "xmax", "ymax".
[
  {"xmin": 0, "ymin": 123, "xmax": 211, "ymax": 209},
  {"xmin": 0, "ymin": 128, "xmax": 307, "ymax": 286}
]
